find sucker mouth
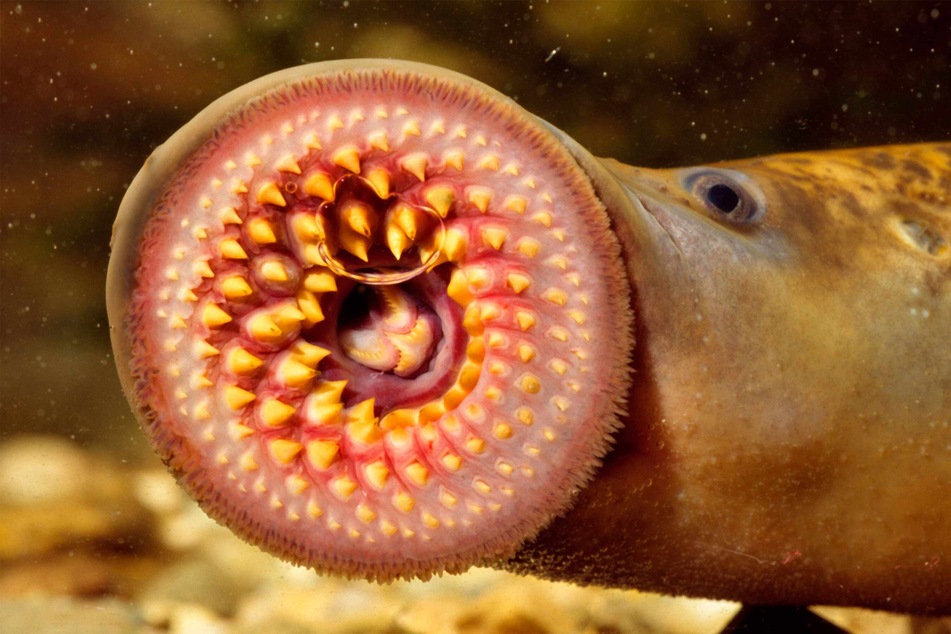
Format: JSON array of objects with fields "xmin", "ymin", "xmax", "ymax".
[{"xmin": 107, "ymin": 60, "xmax": 633, "ymax": 581}]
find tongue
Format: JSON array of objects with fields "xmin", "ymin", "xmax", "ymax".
[
  {"xmin": 339, "ymin": 285, "xmax": 438, "ymax": 377},
  {"xmin": 311, "ymin": 273, "xmax": 465, "ymax": 413}
]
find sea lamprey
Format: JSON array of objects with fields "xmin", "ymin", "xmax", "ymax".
[{"xmin": 107, "ymin": 59, "xmax": 950, "ymax": 614}]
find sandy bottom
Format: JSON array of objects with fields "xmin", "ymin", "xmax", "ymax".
[{"xmin": 0, "ymin": 434, "xmax": 947, "ymax": 634}]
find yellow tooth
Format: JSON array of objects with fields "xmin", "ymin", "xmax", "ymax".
[
  {"xmin": 249, "ymin": 314, "xmax": 283, "ymax": 341},
  {"xmin": 194, "ymin": 260, "xmax": 214, "ymax": 278},
  {"xmin": 442, "ymin": 453, "xmax": 462, "ymax": 471},
  {"xmin": 356, "ymin": 504, "xmax": 376, "ymax": 524},
  {"xmin": 444, "ymin": 149, "xmax": 464, "ymax": 171},
  {"xmin": 349, "ymin": 419, "xmax": 382, "ymax": 444},
  {"xmin": 394, "ymin": 491, "xmax": 414, "ymax": 513},
  {"xmin": 287, "ymin": 474, "xmax": 309, "ymax": 495},
  {"xmin": 225, "ymin": 385, "xmax": 256, "ymax": 410},
  {"xmin": 169, "ymin": 315, "xmax": 187, "ymax": 329},
  {"xmin": 279, "ymin": 358, "xmax": 315, "ymax": 387},
  {"xmin": 261, "ymin": 260, "xmax": 288, "ymax": 283},
  {"xmin": 261, "ymin": 398, "xmax": 297, "ymax": 427},
  {"xmin": 533, "ymin": 211, "xmax": 553, "ymax": 226},
  {"xmin": 379, "ymin": 408, "xmax": 418, "ymax": 430},
  {"xmin": 467, "ymin": 187, "xmax": 492, "ymax": 213},
  {"xmin": 459, "ymin": 360, "xmax": 482, "ymax": 391},
  {"xmin": 202, "ymin": 304, "xmax": 232, "ymax": 328},
  {"xmin": 463, "ymin": 303, "xmax": 484, "ymax": 335},
  {"xmin": 517, "ymin": 238, "xmax": 540, "ymax": 258},
  {"xmin": 232, "ymin": 422, "xmax": 254, "ymax": 440},
  {"xmin": 465, "ymin": 437, "xmax": 485, "ymax": 454},
  {"xmin": 506, "ymin": 272, "xmax": 531, "ymax": 294},
  {"xmin": 291, "ymin": 213, "xmax": 320, "ymax": 244},
  {"xmin": 303, "ymin": 172, "xmax": 335, "ymax": 201},
  {"xmin": 477, "ymin": 154, "xmax": 499, "ymax": 171},
  {"xmin": 550, "ymin": 359, "xmax": 569, "ymax": 375},
  {"xmin": 339, "ymin": 228, "xmax": 371, "ymax": 262},
  {"xmin": 405, "ymin": 462, "xmax": 429, "ymax": 487},
  {"xmin": 548, "ymin": 255, "xmax": 569, "ymax": 270},
  {"xmin": 302, "ymin": 269, "xmax": 337, "ymax": 292},
  {"xmin": 516, "ymin": 311, "xmax": 536, "ymax": 331},
  {"xmin": 504, "ymin": 195, "xmax": 528, "ymax": 214},
  {"xmin": 568, "ymin": 310, "xmax": 586, "ymax": 325},
  {"xmin": 305, "ymin": 440, "xmax": 339, "ymax": 470},
  {"xmin": 424, "ymin": 186, "xmax": 454, "ymax": 218},
  {"xmin": 368, "ymin": 130, "xmax": 389, "ymax": 152},
  {"xmin": 544, "ymin": 288, "xmax": 568, "ymax": 305},
  {"xmin": 494, "ymin": 423, "xmax": 513, "ymax": 440},
  {"xmin": 304, "ymin": 132, "xmax": 322, "ymax": 150},
  {"xmin": 418, "ymin": 400, "xmax": 446, "ymax": 425},
  {"xmin": 481, "ymin": 226, "xmax": 507, "ymax": 250},
  {"xmin": 332, "ymin": 145, "xmax": 361, "ymax": 173},
  {"xmin": 516, "ymin": 407, "xmax": 534, "ymax": 425},
  {"xmin": 400, "ymin": 153, "xmax": 428, "ymax": 181},
  {"xmin": 227, "ymin": 347, "xmax": 263, "ymax": 375},
  {"xmin": 311, "ymin": 379, "xmax": 347, "ymax": 404},
  {"xmin": 518, "ymin": 344, "xmax": 535, "ymax": 363},
  {"xmin": 219, "ymin": 238, "xmax": 247, "ymax": 259},
  {"xmin": 232, "ymin": 178, "xmax": 249, "ymax": 194},
  {"xmin": 386, "ymin": 224, "xmax": 412, "ymax": 260},
  {"xmin": 365, "ymin": 461, "xmax": 389, "ymax": 490},
  {"xmin": 274, "ymin": 154, "xmax": 301, "ymax": 174},
  {"xmin": 239, "ymin": 452, "xmax": 258, "ymax": 472},
  {"xmin": 194, "ymin": 340, "xmax": 219, "ymax": 359},
  {"xmin": 290, "ymin": 340, "xmax": 330, "ymax": 367},
  {"xmin": 520, "ymin": 374, "xmax": 541, "ymax": 394},
  {"xmin": 443, "ymin": 228, "xmax": 467, "ymax": 262},
  {"xmin": 304, "ymin": 401, "xmax": 343, "ymax": 425},
  {"xmin": 327, "ymin": 114, "xmax": 345, "ymax": 130},
  {"xmin": 222, "ymin": 275, "xmax": 253, "ymax": 299},
  {"xmin": 392, "ymin": 203, "xmax": 421, "ymax": 239},
  {"xmin": 365, "ymin": 168, "xmax": 391, "ymax": 198},
  {"xmin": 257, "ymin": 182, "xmax": 286, "ymax": 207},
  {"xmin": 296, "ymin": 289, "xmax": 325, "ymax": 324},
  {"xmin": 275, "ymin": 303, "xmax": 307, "ymax": 325},
  {"xmin": 248, "ymin": 218, "xmax": 277, "ymax": 244},
  {"xmin": 487, "ymin": 332, "xmax": 507, "ymax": 349},
  {"xmin": 548, "ymin": 326, "xmax": 570, "ymax": 342},
  {"xmin": 346, "ymin": 398, "xmax": 377, "ymax": 426},
  {"xmin": 466, "ymin": 337, "xmax": 485, "ymax": 362},
  {"xmin": 402, "ymin": 120, "xmax": 421, "ymax": 137},
  {"xmin": 464, "ymin": 266, "xmax": 490, "ymax": 290},
  {"xmin": 447, "ymin": 268, "xmax": 474, "ymax": 306},
  {"xmin": 220, "ymin": 207, "xmax": 242, "ymax": 225},
  {"xmin": 342, "ymin": 201, "xmax": 375, "ymax": 237}
]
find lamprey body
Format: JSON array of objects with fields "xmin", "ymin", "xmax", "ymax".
[{"xmin": 108, "ymin": 60, "xmax": 950, "ymax": 613}]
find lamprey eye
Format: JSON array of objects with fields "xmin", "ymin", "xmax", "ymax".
[
  {"xmin": 106, "ymin": 60, "xmax": 632, "ymax": 582},
  {"xmin": 681, "ymin": 168, "xmax": 766, "ymax": 224}
]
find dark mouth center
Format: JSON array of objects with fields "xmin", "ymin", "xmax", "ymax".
[{"xmin": 306, "ymin": 272, "xmax": 464, "ymax": 414}]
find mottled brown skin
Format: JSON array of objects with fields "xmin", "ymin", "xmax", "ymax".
[{"xmin": 505, "ymin": 141, "xmax": 951, "ymax": 614}]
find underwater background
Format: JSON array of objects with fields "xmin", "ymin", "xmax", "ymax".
[{"xmin": 1, "ymin": 2, "xmax": 949, "ymax": 632}]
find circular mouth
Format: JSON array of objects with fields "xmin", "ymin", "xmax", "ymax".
[{"xmin": 107, "ymin": 60, "xmax": 632, "ymax": 580}]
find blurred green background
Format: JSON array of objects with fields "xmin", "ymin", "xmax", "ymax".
[{"xmin": 1, "ymin": 0, "xmax": 949, "ymax": 457}]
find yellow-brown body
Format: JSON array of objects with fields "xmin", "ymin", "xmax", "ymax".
[{"xmin": 507, "ymin": 142, "xmax": 951, "ymax": 613}]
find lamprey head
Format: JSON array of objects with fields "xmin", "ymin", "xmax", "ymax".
[{"xmin": 107, "ymin": 59, "xmax": 632, "ymax": 580}]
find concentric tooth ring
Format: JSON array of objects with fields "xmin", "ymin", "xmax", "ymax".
[{"xmin": 107, "ymin": 59, "xmax": 632, "ymax": 582}]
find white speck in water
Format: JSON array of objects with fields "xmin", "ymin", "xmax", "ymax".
[
  {"xmin": 909, "ymin": 307, "xmax": 918, "ymax": 316},
  {"xmin": 921, "ymin": 309, "xmax": 930, "ymax": 318},
  {"xmin": 910, "ymin": 286, "xmax": 920, "ymax": 296}
]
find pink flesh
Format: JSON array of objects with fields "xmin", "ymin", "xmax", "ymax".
[{"xmin": 115, "ymin": 64, "xmax": 630, "ymax": 580}]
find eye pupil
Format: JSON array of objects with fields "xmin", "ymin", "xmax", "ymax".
[{"xmin": 706, "ymin": 183, "xmax": 741, "ymax": 214}]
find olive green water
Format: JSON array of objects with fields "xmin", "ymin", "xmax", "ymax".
[{"xmin": 1, "ymin": 2, "xmax": 949, "ymax": 632}]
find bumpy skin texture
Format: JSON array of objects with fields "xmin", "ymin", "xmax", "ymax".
[
  {"xmin": 506, "ymin": 141, "xmax": 951, "ymax": 614},
  {"xmin": 107, "ymin": 60, "xmax": 631, "ymax": 581}
]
